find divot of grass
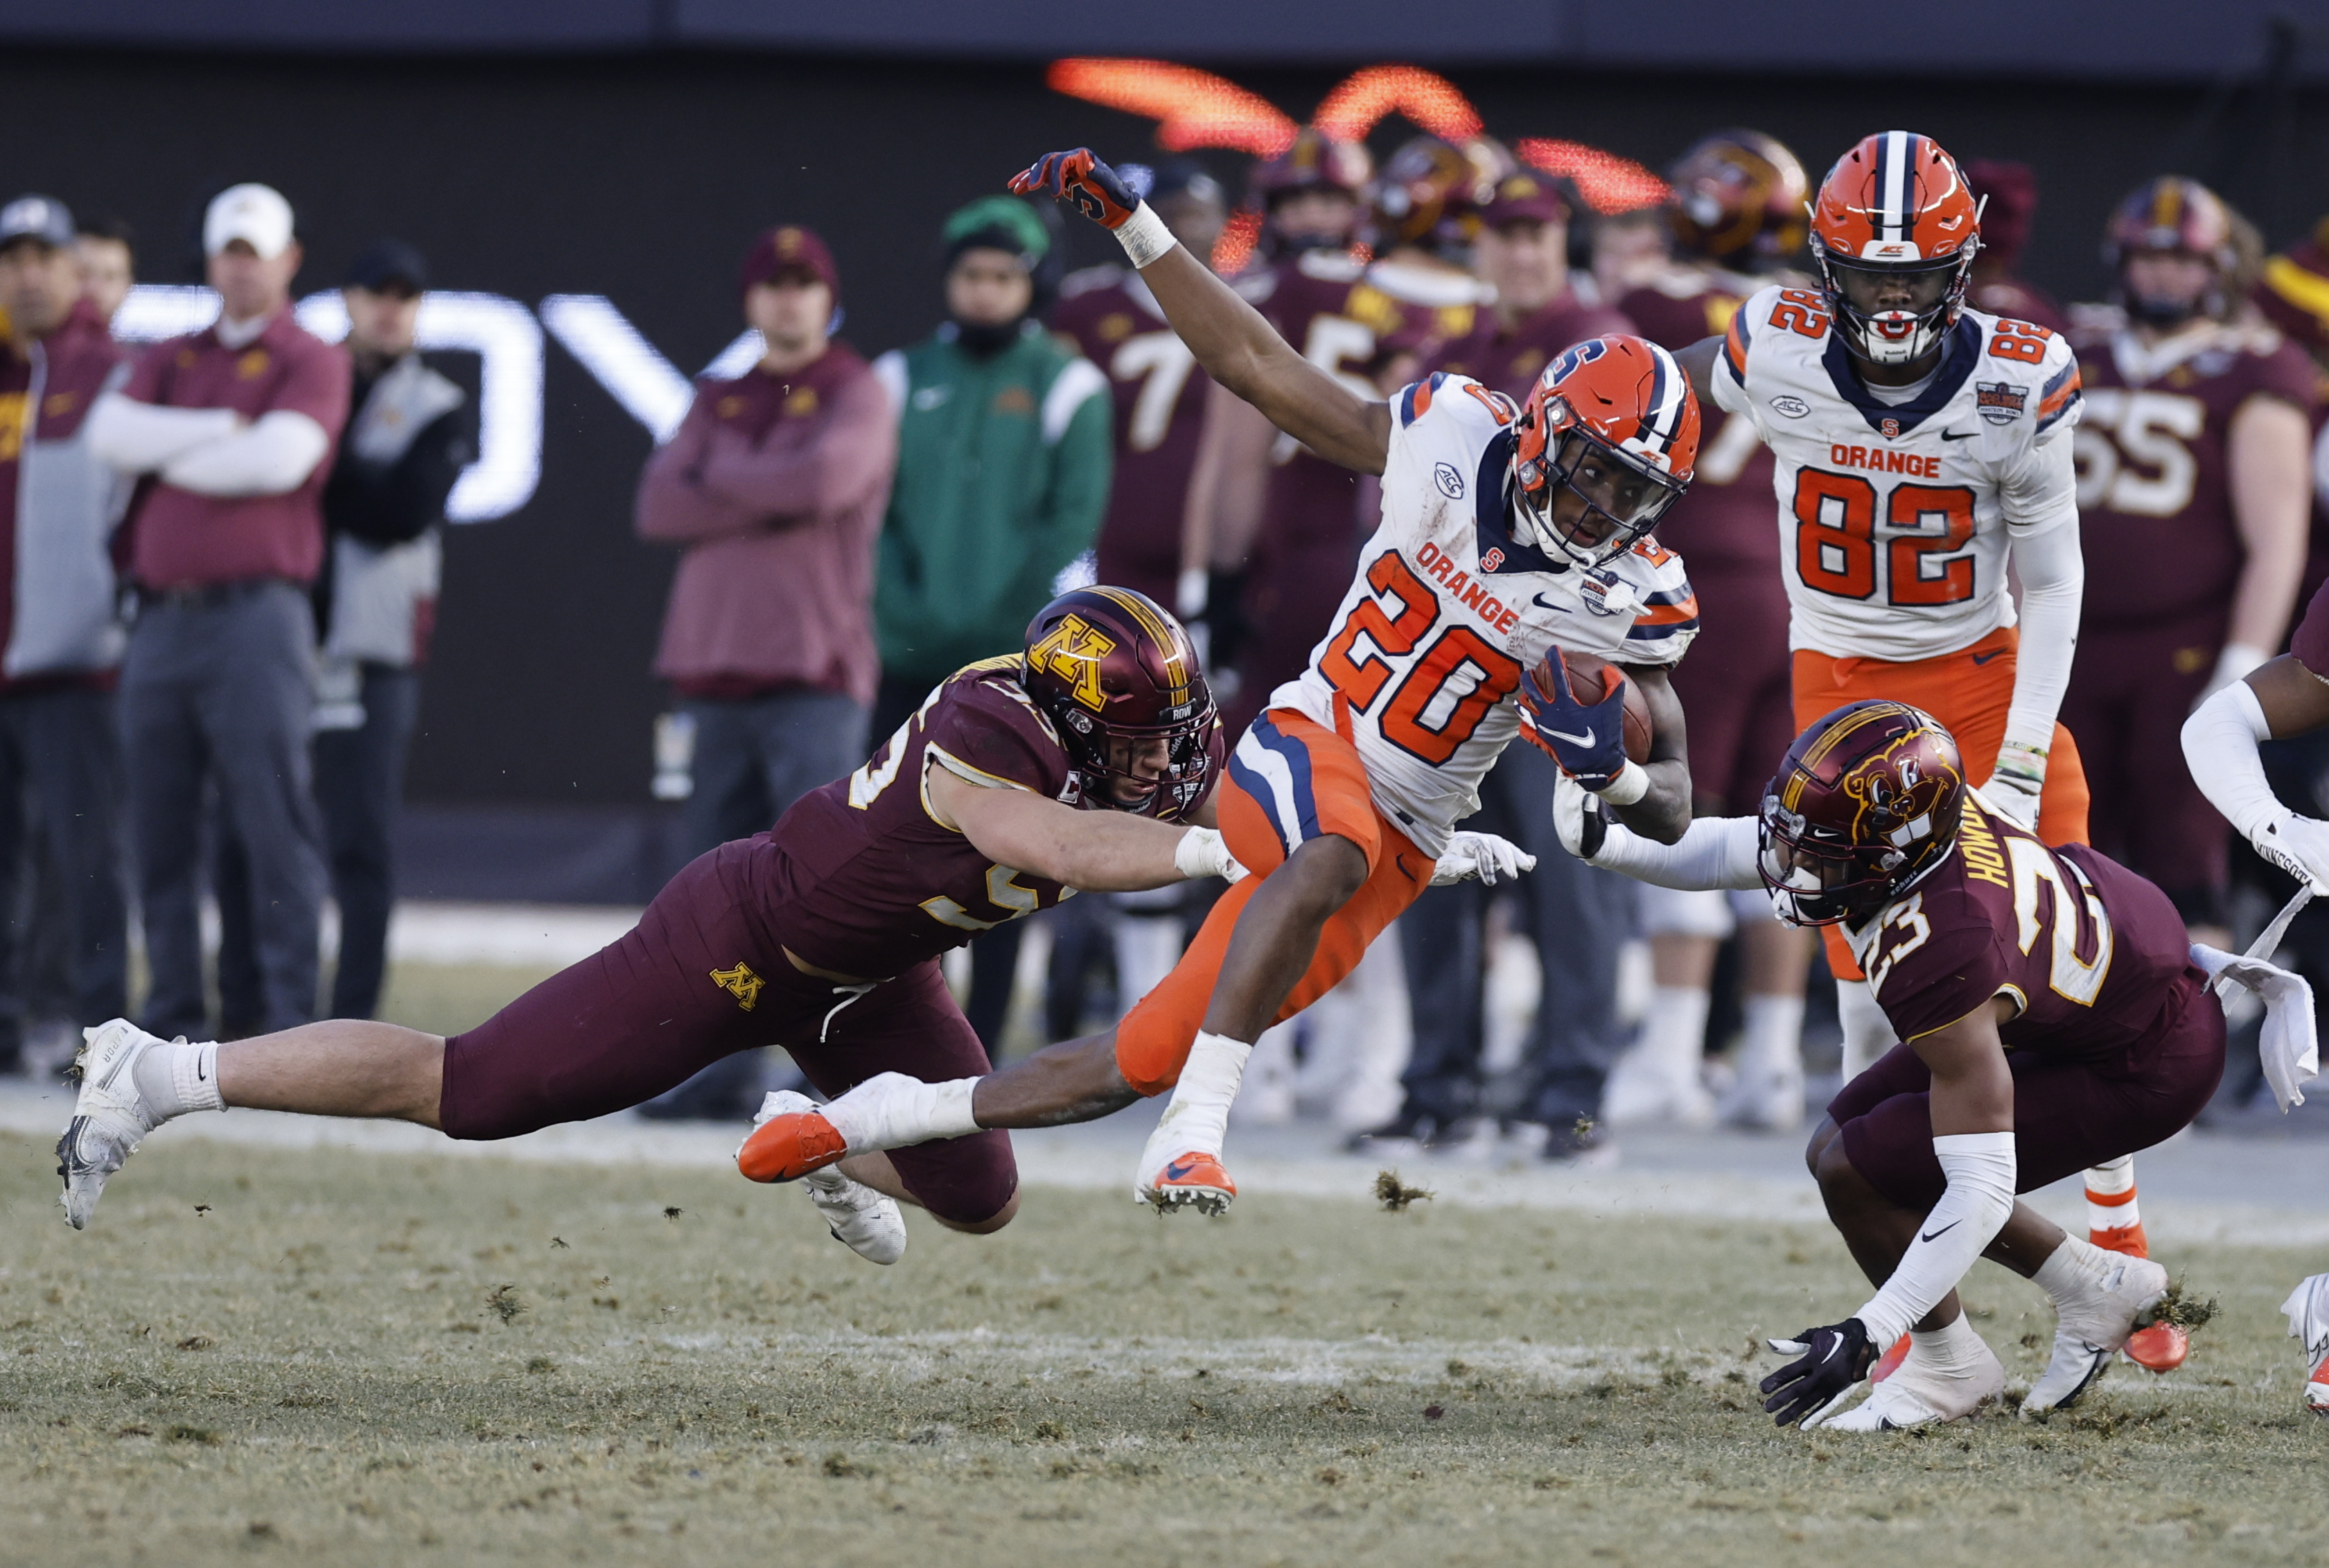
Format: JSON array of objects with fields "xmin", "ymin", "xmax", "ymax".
[{"xmin": 1372, "ymin": 1170, "xmax": 1433, "ymax": 1212}]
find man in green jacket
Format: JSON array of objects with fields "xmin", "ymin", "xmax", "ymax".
[{"xmin": 871, "ymin": 196, "xmax": 1112, "ymax": 734}]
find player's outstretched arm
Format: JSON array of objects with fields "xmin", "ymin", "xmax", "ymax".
[
  {"xmin": 1012, "ymin": 149, "xmax": 1391, "ymax": 475},
  {"xmin": 928, "ymin": 766, "xmax": 1239, "ymax": 892},
  {"xmin": 2183, "ymin": 655, "xmax": 2329, "ymax": 892}
]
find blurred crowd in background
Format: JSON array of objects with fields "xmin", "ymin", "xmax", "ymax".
[{"xmin": 6, "ymin": 116, "xmax": 2329, "ymax": 1158}]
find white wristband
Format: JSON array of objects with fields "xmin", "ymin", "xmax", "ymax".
[
  {"xmin": 1114, "ymin": 203, "xmax": 1181, "ymax": 269},
  {"xmin": 1174, "ymin": 825, "xmax": 1242, "ymax": 882},
  {"xmin": 1596, "ymin": 759, "xmax": 1649, "ymax": 807}
]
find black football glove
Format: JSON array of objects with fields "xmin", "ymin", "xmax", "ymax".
[
  {"xmin": 1759, "ymin": 1318, "xmax": 1877, "ymax": 1429},
  {"xmin": 1010, "ymin": 148, "xmax": 1141, "ymax": 229}
]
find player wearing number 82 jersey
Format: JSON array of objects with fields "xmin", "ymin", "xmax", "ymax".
[{"xmin": 1678, "ymin": 130, "xmax": 2093, "ymax": 1081}]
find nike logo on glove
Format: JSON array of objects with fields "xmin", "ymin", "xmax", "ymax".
[
  {"xmin": 1919, "ymin": 1219, "xmax": 1963, "ymax": 1243},
  {"xmin": 1547, "ymin": 727, "xmax": 1596, "ymax": 748}
]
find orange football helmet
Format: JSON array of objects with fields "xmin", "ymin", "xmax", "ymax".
[
  {"xmin": 1510, "ymin": 334, "xmax": 1700, "ymax": 568},
  {"xmin": 2103, "ymin": 176, "xmax": 2240, "ymax": 326},
  {"xmin": 1809, "ymin": 131, "xmax": 1982, "ymax": 367},
  {"xmin": 1667, "ymin": 129, "xmax": 1809, "ymax": 270}
]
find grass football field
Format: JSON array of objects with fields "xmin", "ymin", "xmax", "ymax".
[{"xmin": 2, "ymin": 961, "xmax": 2322, "ymax": 1565}]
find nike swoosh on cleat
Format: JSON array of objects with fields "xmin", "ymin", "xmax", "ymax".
[
  {"xmin": 1919, "ymin": 1219, "xmax": 1963, "ymax": 1242},
  {"xmin": 1547, "ymin": 728, "xmax": 1596, "ymax": 747},
  {"xmin": 1940, "ymin": 428, "xmax": 1977, "ymax": 441},
  {"xmin": 1163, "ymin": 1156, "xmax": 1206, "ymax": 1181}
]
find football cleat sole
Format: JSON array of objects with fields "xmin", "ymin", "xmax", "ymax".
[
  {"xmin": 736, "ymin": 1106, "xmax": 848, "ymax": 1183},
  {"xmin": 800, "ymin": 1167, "xmax": 907, "ymax": 1266},
  {"xmin": 55, "ymin": 1019, "xmax": 171, "ymax": 1231},
  {"xmin": 1143, "ymin": 1152, "xmax": 1236, "ymax": 1217},
  {"xmin": 2124, "ymin": 1322, "xmax": 2188, "ymax": 1373}
]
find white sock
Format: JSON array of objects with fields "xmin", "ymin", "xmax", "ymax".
[
  {"xmin": 1908, "ymin": 1312, "xmax": 1988, "ymax": 1375},
  {"xmin": 821, "ymin": 1073, "xmax": 981, "ymax": 1152},
  {"xmin": 2083, "ymin": 1155, "xmax": 2140, "ymax": 1239},
  {"xmin": 2031, "ymin": 1234, "xmax": 2115, "ymax": 1303},
  {"xmin": 1737, "ymin": 994, "xmax": 1805, "ymax": 1075},
  {"xmin": 1640, "ymin": 987, "xmax": 1710, "ymax": 1077},
  {"xmin": 132, "ymin": 1036, "xmax": 222, "ymax": 1121},
  {"xmin": 1836, "ymin": 978, "xmax": 1897, "ymax": 1080},
  {"xmin": 1154, "ymin": 1030, "xmax": 1252, "ymax": 1156}
]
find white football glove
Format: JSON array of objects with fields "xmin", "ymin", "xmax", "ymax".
[
  {"xmin": 2251, "ymin": 809, "xmax": 2329, "ymax": 896},
  {"xmin": 1551, "ymin": 770, "xmax": 1610, "ymax": 863},
  {"xmin": 1986, "ymin": 738, "xmax": 2048, "ymax": 829},
  {"xmin": 1430, "ymin": 831, "xmax": 1536, "ymax": 888},
  {"xmin": 1173, "ymin": 825, "xmax": 1249, "ymax": 884},
  {"xmin": 2192, "ymin": 942, "xmax": 2321, "ymax": 1112}
]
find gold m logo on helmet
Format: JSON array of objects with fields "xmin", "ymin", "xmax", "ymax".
[{"xmin": 1028, "ymin": 613, "xmax": 1118, "ymax": 711}]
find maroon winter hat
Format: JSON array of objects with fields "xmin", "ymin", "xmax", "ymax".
[
  {"xmin": 1965, "ymin": 160, "xmax": 2039, "ymax": 270},
  {"xmin": 739, "ymin": 224, "xmax": 839, "ymax": 303},
  {"xmin": 1481, "ymin": 171, "xmax": 1570, "ymax": 230}
]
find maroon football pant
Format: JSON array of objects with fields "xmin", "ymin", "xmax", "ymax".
[
  {"xmin": 1667, "ymin": 564, "xmax": 1795, "ymax": 814},
  {"xmin": 2060, "ymin": 613, "xmax": 2234, "ymax": 924},
  {"xmin": 1829, "ymin": 969, "xmax": 2224, "ymax": 1212},
  {"xmin": 438, "ymin": 841, "xmax": 1017, "ymax": 1226}
]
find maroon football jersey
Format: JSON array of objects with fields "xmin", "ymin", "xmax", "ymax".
[
  {"xmin": 1425, "ymin": 291, "xmax": 1633, "ymax": 400},
  {"xmin": 2290, "ymin": 574, "xmax": 2329, "ymax": 675},
  {"xmin": 1052, "ymin": 266, "xmax": 1213, "ymax": 604},
  {"xmin": 1620, "ymin": 272, "xmax": 1787, "ymax": 576},
  {"xmin": 2071, "ymin": 321, "xmax": 2320, "ymax": 628},
  {"xmin": 1860, "ymin": 793, "xmax": 2197, "ymax": 1057},
  {"xmin": 1236, "ymin": 251, "xmax": 1418, "ymax": 549},
  {"xmin": 765, "ymin": 659, "xmax": 1079, "ymax": 978}
]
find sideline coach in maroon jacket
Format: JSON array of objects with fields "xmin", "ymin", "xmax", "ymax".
[{"xmin": 87, "ymin": 184, "xmax": 350, "ymax": 1038}]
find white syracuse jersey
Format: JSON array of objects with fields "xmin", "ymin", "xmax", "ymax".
[
  {"xmin": 1712, "ymin": 283, "xmax": 2083, "ymax": 661},
  {"xmin": 1270, "ymin": 371, "xmax": 1700, "ymax": 852}
]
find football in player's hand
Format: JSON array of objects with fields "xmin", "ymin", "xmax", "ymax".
[{"xmin": 1557, "ymin": 652, "xmax": 1653, "ymax": 764}]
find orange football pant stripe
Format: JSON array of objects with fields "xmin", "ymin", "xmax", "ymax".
[
  {"xmin": 1114, "ymin": 708, "xmax": 1432, "ymax": 1097},
  {"xmin": 1791, "ymin": 624, "xmax": 2090, "ymax": 980}
]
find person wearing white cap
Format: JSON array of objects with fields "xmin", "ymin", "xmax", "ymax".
[{"xmin": 85, "ymin": 182, "xmax": 351, "ymax": 1039}]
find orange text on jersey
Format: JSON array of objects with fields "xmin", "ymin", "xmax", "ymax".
[
  {"xmin": 1414, "ymin": 541, "xmax": 1524, "ymax": 634},
  {"xmin": 1828, "ymin": 443, "xmax": 1944, "ymax": 480}
]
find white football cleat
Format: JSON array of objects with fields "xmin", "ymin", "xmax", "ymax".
[
  {"xmin": 55, "ymin": 1019, "xmax": 174, "ymax": 1231},
  {"xmin": 746, "ymin": 1090, "xmax": 906, "ymax": 1264},
  {"xmin": 2023, "ymin": 1253, "xmax": 2168, "ymax": 1416},
  {"xmin": 1813, "ymin": 1337, "xmax": 2004, "ymax": 1432},
  {"xmin": 2281, "ymin": 1273, "xmax": 2329, "ymax": 1417},
  {"xmin": 801, "ymin": 1165, "xmax": 907, "ymax": 1265}
]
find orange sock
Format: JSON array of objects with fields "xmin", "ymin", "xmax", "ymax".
[{"xmin": 2084, "ymin": 1156, "xmax": 2147, "ymax": 1258}]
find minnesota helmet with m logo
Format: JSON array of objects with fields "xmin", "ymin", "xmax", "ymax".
[
  {"xmin": 1021, "ymin": 586, "xmax": 1220, "ymax": 820},
  {"xmin": 1758, "ymin": 700, "xmax": 1967, "ymax": 927}
]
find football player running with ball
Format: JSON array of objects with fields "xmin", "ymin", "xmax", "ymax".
[
  {"xmin": 58, "ymin": 590, "xmax": 1256, "ymax": 1261},
  {"xmin": 1667, "ymin": 132, "xmax": 2091, "ymax": 1082},
  {"xmin": 742, "ymin": 147, "xmax": 1705, "ymax": 1213},
  {"xmin": 1553, "ymin": 702, "xmax": 2313, "ymax": 1429}
]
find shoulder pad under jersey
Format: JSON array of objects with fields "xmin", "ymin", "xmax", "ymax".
[
  {"xmin": 1393, "ymin": 371, "xmax": 1514, "ymax": 433},
  {"xmin": 1610, "ymin": 540, "xmax": 1700, "ymax": 665},
  {"xmin": 1969, "ymin": 312, "xmax": 2082, "ymax": 439}
]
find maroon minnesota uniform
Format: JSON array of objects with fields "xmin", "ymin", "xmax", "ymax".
[
  {"xmin": 2061, "ymin": 320, "xmax": 2320, "ymax": 915},
  {"xmin": 1621, "ymin": 270, "xmax": 1797, "ymax": 813},
  {"xmin": 1829, "ymin": 793, "xmax": 2224, "ymax": 1208},
  {"xmin": 1052, "ymin": 265, "xmax": 1213, "ymax": 607},
  {"xmin": 434, "ymin": 660, "xmax": 1149, "ymax": 1226},
  {"xmin": 2250, "ymin": 224, "xmax": 2329, "ymax": 608},
  {"xmin": 1222, "ymin": 250, "xmax": 1417, "ymax": 737}
]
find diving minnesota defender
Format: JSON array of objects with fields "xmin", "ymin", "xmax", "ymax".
[{"xmin": 741, "ymin": 148, "xmax": 1704, "ymax": 1213}]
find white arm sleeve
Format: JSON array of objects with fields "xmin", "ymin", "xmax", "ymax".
[
  {"xmin": 85, "ymin": 391, "xmax": 240, "ymax": 474},
  {"xmin": 1592, "ymin": 813, "xmax": 1763, "ymax": 892},
  {"xmin": 157, "ymin": 410, "xmax": 331, "ymax": 497},
  {"xmin": 2001, "ymin": 508, "xmax": 2083, "ymax": 753},
  {"xmin": 2182, "ymin": 678, "xmax": 2281, "ymax": 839},
  {"xmin": 1852, "ymin": 1130, "xmax": 2017, "ymax": 1347}
]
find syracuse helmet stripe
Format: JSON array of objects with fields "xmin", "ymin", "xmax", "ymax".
[
  {"xmin": 1092, "ymin": 586, "xmax": 1190, "ymax": 703},
  {"xmin": 1634, "ymin": 344, "xmax": 1686, "ymax": 459},
  {"xmin": 1878, "ymin": 130, "xmax": 1913, "ymax": 243}
]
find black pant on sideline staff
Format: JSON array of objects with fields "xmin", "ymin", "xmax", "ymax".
[{"xmin": 0, "ymin": 685, "xmax": 128, "ymax": 1064}]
